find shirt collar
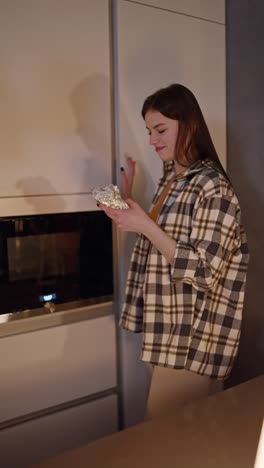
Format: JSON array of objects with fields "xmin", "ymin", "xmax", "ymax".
[{"xmin": 163, "ymin": 158, "xmax": 214, "ymax": 181}]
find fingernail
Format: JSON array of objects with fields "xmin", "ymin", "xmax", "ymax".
[{"xmin": 120, "ymin": 167, "xmax": 124, "ymax": 171}]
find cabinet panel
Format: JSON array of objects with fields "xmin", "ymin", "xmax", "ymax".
[
  {"xmin": 125, "ymin": 0, "xmax": 225, "ymax": 23},
  {"xmin": 0, "ymin": 0, "xmax": 111, "ymax": 214},
  {"xmin": 0, "ymin": 313, "xmax": 117, "ymax": 422},
  {"xmin": 117, "ymin": 0, "xmax": 226, "ymax": 210},
  {"xmin": 0, "ymin": 394, "xmax": 118, "ymax": 467},
  {"xmin": 0, "ymin": 193, "xmax": 97, "ymax": 216},
  {"xmin": 116, "ymin": 0, "xmax": 226, "ymax": 427}
]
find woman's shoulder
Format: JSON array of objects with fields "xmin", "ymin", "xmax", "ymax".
[{"xmin": 193, "ymin": 161, "xmax": 234, "ymax": 199}]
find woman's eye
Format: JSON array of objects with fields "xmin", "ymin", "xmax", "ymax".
[{"xmin": 147, "ymin": 128, "xmax": 165, "ymax": 136}]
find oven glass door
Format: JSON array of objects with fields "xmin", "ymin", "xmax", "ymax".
[{"xmin": 0, "ymin": 211, "xmax": 113, "ymax": 315}]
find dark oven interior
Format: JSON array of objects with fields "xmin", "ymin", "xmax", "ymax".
[{"xmin": 0, "ymin": 211, "xmax": 113, "ymax": 315}]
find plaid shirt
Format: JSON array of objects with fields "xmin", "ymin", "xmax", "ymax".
[{"xmin": 119, "ymin": 159, "xmax": 249, "ymax": 379}]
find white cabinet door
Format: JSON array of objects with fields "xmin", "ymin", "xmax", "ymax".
[
  {"xmin": 116, "ymin": 0, "xmax": 226, "ymax": 209},
  {"xmin": 116, "ymin": 0, "xmax": 226, "ymax": 427},
  {"xmin": 125, "ymin": 0, "xmax": 225, "ymax": 23},
  {"xmin": 0, "ymin": 394, "xmax": 118, "ymax": 467},
  {"xmin": 0, "ymin": 313, "xmax": 117, "ymax": 422},
  {"xmin": 0, "ymin": 0, "xmax": 111, "ymax": 215}
]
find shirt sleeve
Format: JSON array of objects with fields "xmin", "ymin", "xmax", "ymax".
[{"xmin": 170, "ymin": 194, "xmax": 242, "ymax": 291}]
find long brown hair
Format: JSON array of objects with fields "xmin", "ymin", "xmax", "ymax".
[{"xmin": 141, "ymin": 84, "xmax": 227, "ymax": 177}]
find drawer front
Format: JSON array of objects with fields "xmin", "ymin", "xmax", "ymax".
[
  {"xmin": 0, "ymin": 394, "xmax": 118, "ymax": 467},
  {"xmin": 0, "ymin": 313, "xmax": 117, "ymax": 422}
]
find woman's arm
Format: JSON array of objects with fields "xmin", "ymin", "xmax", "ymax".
[
  {"xmin": 170, "ymin": 194, "xmax": 247, "ymax": 291},
  {"xmin": 101, "ymin": 193, "xmax": 247, "ymax": 293},
  {"xmin": 101, "ymin": 198, "xmax": 177, "ymax": 264}
]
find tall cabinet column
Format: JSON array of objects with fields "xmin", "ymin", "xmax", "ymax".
[{"xmin": 114, "ymin": 0, "xmax": 226, "ymax": 427}]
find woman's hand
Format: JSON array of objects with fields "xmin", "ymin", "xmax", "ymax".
[
  {"xmin": 99, "ymin": 199, "xmax": 177, "ymax": 264},
  {"xmin": 100, "ymin": 198, "xmax": 153, "ymax": 235},
  {"xmin": 120, "ymin": 158, "xmax": 136, "ymax": 199}
]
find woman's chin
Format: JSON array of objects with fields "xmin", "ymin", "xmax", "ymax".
[{"xmin": 158, "ymin": 154, "xmax": 174, "ymax": 162}]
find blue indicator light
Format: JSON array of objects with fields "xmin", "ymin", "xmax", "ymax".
[{"xmin": 39, "ymin": 293, "xmax": 57, "ymax": 302}]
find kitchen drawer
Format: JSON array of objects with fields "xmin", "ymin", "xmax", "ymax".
[
  {"xmin": 0, "ymin": 394, "xmax": 118, "ymax": 467},
  {"xmin": 0, "ymin": 312, "xmax": 117, "ymax": 422}
]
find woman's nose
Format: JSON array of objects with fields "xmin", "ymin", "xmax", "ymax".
[{"xmin": 149, "ymin": 132, "xmax": 158, "ymax": 145}]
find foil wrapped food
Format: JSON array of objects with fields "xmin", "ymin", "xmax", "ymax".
[{"xmin": 92, "ymin": 184, "xmax": 129, "ymax": 209}]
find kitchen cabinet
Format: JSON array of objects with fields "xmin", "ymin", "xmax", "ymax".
[
  {"xmin": 125, "ymin": 0, "xmax": 225, "ymax": 23},
  {"xmin": 0, "ymin": 0, "xmax": 112, "ymax": 215},
  {"xmin": 0, "ymin": 0, "xmax": 227, "ymax": 460},
  {"xmin": 0, "ymin": 394, "xmax": 118, "ymax": 467},
  {"xmin": 0, "ymin": 308, "xmax": 118, "ymax": 466},
  {"xmin": 0, "ymin": 310, "xmax": 117, "ymax": 423}
]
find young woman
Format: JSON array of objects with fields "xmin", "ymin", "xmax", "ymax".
[{"xmin": 100, "ymin": 84, "xmax": 249, "ymax": 418}]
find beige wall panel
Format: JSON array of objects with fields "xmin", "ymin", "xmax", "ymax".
[
  {"xmin": 117, "ymin": 0, "xmax": 226, "ymax": 209},
  {"xmin": 124, "ymin": 0, "xmax": 225, "ymax": 23},
  {"xmin": 0, "ymin": 0, "xmax": 111, "ymax": 214}
]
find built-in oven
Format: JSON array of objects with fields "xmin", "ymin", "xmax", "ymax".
[{"xmin": 0, "ymin": 211, "xmax": 113, "ymax": 318}]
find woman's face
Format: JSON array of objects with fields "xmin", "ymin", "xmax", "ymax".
[{"xmin": 145, "ymin": 109, "xmax": 179, "ymax": 161}]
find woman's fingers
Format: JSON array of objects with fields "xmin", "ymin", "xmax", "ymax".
[
  {"xmin": 100, "ymin": 199, "xmax": 150, "ymax": 235},
  {"xmin": 120, "ymin": 158, "xmax": 136, "ymax": 199},
  {"xmin": 120, "ymin": 167, "xmax": 129, "ymax": 197},
  {"xmin": 127, "ymin": 158, "xmax": 136, "ymax": 187}
]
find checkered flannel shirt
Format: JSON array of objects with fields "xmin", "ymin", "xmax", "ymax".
[{"xmin": 119, "ymin": 159, "xmax": 249, "ymax": 379}]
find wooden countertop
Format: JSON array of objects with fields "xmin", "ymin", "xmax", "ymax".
[{"xmin": 33, "ymin": 375, "xmax": 264, "ymax": 468}]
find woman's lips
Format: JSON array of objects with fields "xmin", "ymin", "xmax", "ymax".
[{"xmin": 155, "ymin": 146, "xmax": 166, "ymax": 152}]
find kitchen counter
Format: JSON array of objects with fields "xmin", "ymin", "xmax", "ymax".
[{"xmin": 32, "ymin": 375, "xmax": 264, "ymax": 468}]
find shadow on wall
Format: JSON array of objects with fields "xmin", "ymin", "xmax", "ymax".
[
  {"xmin": 70, "ymin": 72, "xmax": 154, "ymax": 199},
  {"xmin": 70, "ymin": 74, "xmax": 111, "ymax": 190},
  {"xmin": 226, "ymin": 128, "xmax": 264, "ymax": 388},
  {"xmin": 16, "ymin": 177, "xmax": 66, "ymax": 213}
]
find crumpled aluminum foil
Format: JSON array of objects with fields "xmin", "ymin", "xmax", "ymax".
[{"xmin": 92, "ymin": 184, "xmax": 129, "ymax": 209}]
